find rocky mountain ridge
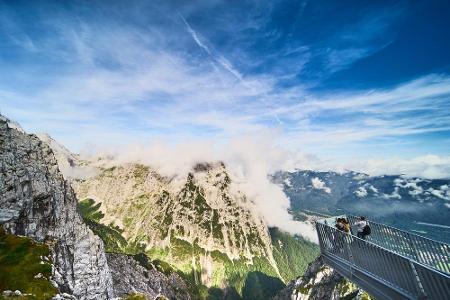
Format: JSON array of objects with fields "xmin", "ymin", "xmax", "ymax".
[
  {"xmin": 0, "ymin": 116, "xmax": 113, "ymax": 299},
  {"xmin": 0, "ymin": 116, "xmax": 193, "ymax": 299},
  {"xmin": 72, "ymin": 161, "xmax": 283, "ymax": 290}
]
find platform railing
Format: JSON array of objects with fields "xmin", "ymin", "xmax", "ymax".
[
  {"xmin": 346, "ymin": 215, "xmax": 450, "ymax": 274},
  {"xmin": 316, "ymin": 216, "xmax": 450, "ymax": 300}
]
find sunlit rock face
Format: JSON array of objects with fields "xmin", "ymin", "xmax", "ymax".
[
  {"xmin": 35, "ymin": 132, "xmax": 96, "ymax": 180},
  {"xmin": 0, "ymin": 116, "xmax": 113, "ymax": 299},
  {"xmin": 106, "ymin": 253, "xmax": 191, "ymax": 299},
  {"xmin": 273, "ymin": 256, "xmax": 372, "ymax": 300},
  {"xmin": 72, "ymin": 161, "xmax": 282, "ymax": 287}
]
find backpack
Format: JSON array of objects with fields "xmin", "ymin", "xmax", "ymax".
[{"xmin": 362, "ymin": 224, "xmax": 371, "ymax": 235}]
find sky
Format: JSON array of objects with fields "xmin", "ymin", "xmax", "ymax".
[{"xmin": 1, "ymin": 0, "xmax": 450, "ymax": 178}]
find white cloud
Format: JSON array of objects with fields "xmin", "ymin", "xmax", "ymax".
[
  {"xmin": 283, "ymin": 178, "xmax": 292, "ymax": 188},
  {"xmin": 368, "ymin": 184, "xmax": 378, "ymax": 193},
  {"xmin": 311, "ymin": 177, "xmax": 331, "ymax": 193},
  {"xmin": 427, "ymin": 185, "xmax": 450, "ymax": 201},
  {"xmin": 355, "ymin": 187, "xmax": 368, "ymax": 198},
  {"xmin": 1, "ymin": 7, "xmax": 449, "ymax": 162},
  {"xmin": 394, "ymin": 177, "xmax": 424, "ymax": 196},
  {"xmin": 348, "ymin": 155, "xmax": 450, "ymax": 179},
  {"xmin": 382, "ymin": 187, "xmax": 402, "ymax": 200}
]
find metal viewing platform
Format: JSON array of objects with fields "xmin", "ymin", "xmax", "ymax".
[{"xmin": 315, "ymin": 215, "xmax": 450, "ymax": 300}]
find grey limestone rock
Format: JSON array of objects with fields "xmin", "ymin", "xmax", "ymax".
[
  {"xmin": 106, "ymin": 253, "xmax": 191, "ymax": 300},
  {"xmin": 0, "ymin": 116, "xmax": 113, "ymax": 299},
  {"xmin": 273, "ymin": 256, "xmax": 370, "ymax": 300}
]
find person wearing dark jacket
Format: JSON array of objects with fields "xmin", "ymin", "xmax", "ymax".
[{"xmin": 354, "ymin": 216, "xmax": 370, "ymax": 240}]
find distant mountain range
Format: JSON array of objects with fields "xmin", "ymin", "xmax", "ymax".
[{"xmin": 273, "ymin": 170, "xmax": 450, "ymax": 243}]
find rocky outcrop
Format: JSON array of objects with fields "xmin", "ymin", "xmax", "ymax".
[
  {"xmin": 273, "ymin": 256, "xmax": 370, "ymax": 300},
  {"xmin": 35, "ymin": 133, "xmax": 96, "ymax": 180},
  {"xmin": 73, "ymin": 162, "xmax": 282, "ymax": 286},
  {"xmin": 106, "ymin": 253, "xmax": 191, "ymax": 299},
  {"xmin": 0, "ymin": 116, "xmax": 113, "ymax": 299}
]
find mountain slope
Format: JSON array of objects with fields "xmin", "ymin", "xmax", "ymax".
[
  {"xmin": 269, "ymin": 228, "xmax": 319, "ymax": 282},
  {"xmin": 31, "ymin": 132, "xmax": 321, "ymax": 299},
  {"xmin": 0, "ymin": 227, "xmax": 57, "ymax": 299},
  {"xmin": 0, "ymin": 116, "xmax": 197, "ymax": 299},
  {"xmin": 273, "ymin": 256, "xmax": 372, "ymax": 300},
  {"xmin": 0, "ymin": 116, "xmax": 113, "ymax": 299},
  {"xmin": 72, "ymin": 163, "xmax": 284, "ymax": 293}
]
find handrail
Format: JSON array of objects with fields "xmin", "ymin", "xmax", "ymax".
[
  {"xmin": 322, "ymin": 215, "xmax": 450, "ymax": 274},
  {"xmin": 346, "ymin": 214, "xmax": 450, "ymax": 250},
  {"xmin": 347, "ymin": 215, "xmax": 450, "ymax": 274},
  {"xmin": 316, "ymin": 216, "xmax": 450, "ymax": 300}
]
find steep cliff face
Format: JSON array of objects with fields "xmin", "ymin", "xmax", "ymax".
[
  {"xmin": 273, "ymin": 256, "xmax": 371, "ymax": 300},
  {"xmin": 72, "ymin": 162, "xmax": 282, "ymax": 290},
  {"xmin": 106, "ymin": 253, "xmax": 191, "ymax": 299},
  {"xmin": 0, "ymin": 117, "xmax": 113, "ymax": 299},
  {"xmin": 35, "ymin": 133, "xmax": 96, "ymax": 180}
]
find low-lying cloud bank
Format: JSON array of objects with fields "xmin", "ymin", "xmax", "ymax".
[{"xmin": 344, "ymin": 155, "xmax": 450, "ymax": 180}]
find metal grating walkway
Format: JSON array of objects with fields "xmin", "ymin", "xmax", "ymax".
[{"xmin": 315, "ymin": 215, "xmax": 450, "ymax": 300}]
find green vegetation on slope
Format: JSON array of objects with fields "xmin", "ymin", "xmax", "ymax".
[
  {"xmin": 270, "ymin": 227, "xmax": 320, "ymax": 282},
  {"xmin": 146, "ymin": 235, "xmax": 286, "ymax": 300},
  {"xmin": 77, "ymin": 199, "xmax": 190, "ymax": 299},
  {"xmin": 121, "ymin": 293, "xmax": 147, "ymax": 300},
  {"xmin": 77, "ymin": 198, "xmax": 144, "ymax": 254},
  {"xmin": 242, "ymin": 271, "xmax": 285, "ymax": 300},
  {"xmin": 78, "ymin": 198, "xmax": 104, "ymax": 221},
  {"xmin": 0, "ymin": 227, "xmax": 57, "ymax": 299},
  {"xmin": 77, "ymin": 186, "xmax": 319, "ymax": 299}
]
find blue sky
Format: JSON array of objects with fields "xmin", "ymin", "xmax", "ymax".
[{"xmin": 1, "ymin": 0, "xmax": 450, "ymax": 174}]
